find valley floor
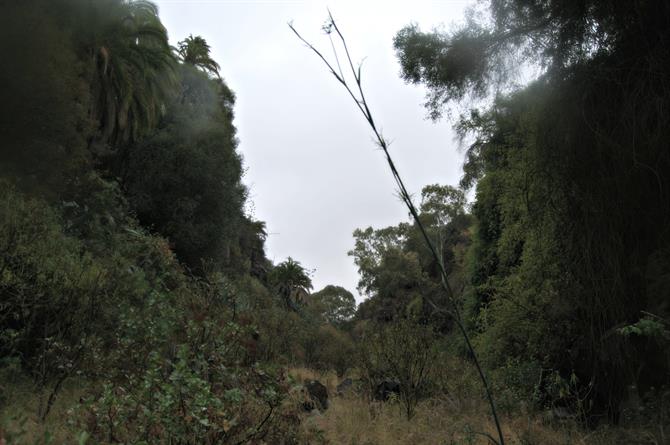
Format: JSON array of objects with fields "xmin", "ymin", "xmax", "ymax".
[
  {"xmin": 293, "ymin": 369, "xmax": 664, "ymax": 445},
  {"xmin": 1, "ymin": 369, "xmax": 664, "ymax": 444}
]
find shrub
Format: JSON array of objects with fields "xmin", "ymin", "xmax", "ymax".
[{"xmin": 359, "ymin": 319, "xmax": 439, "ymax": 419}]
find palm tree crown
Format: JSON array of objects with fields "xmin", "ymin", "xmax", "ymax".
[
  {"xmin": 270, "ymin": 257, "xmax": 313, "ymax": 309},
  {"xmin": 176, "ymin": 35, "xmax": 221, "ymax": 78},
  {"xmin": 88, "ymin": 0, "xmax": 177, "ymax": 147}
]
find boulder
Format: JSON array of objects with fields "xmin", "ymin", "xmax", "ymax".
[
  {"xmin": 374, "ymin": 380, "xmax": 400, "ymax": 401},
  {"xmin": 336, "ymin": 378, "xmax": 353, "ymax": 396},
  {"xmin": 305, "ymin": 379, "xmax": 329, "ymax": 410}
]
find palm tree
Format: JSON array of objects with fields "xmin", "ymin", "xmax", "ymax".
[
  {"xmin": 270, "ymin": 257, "xmax": 313, "ymax": 309},
  {"xmin": 87, "ymin": 0, "xmax": 177, "ymax": 148},
  {"xmin": 176, "ymin": 35, "xmax": 221, "ymax": 78}
]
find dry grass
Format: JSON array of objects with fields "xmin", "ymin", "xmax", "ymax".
[
  {"xmin": 303, "ymin": 396, "xmax": 509, "ymax": 445},
  {"xmin": 301, "ymin": 395, "xmax": 662, "ymax": 445},
  {"xmin": 0, "ymin": 378, "xmax": 88, "ymax": 444},
  {"xmin": 288, "ymin": 366, "xmax": 663, "ymax": 445},
  {"xmin": 2, "ymin": 369, "xmax": 663, "ymax": 444}
]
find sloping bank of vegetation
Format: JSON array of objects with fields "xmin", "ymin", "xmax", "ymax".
[
  {"xmin": 1, "ymin": 0, "xmax": 669, "ymax": 444},
  {"xmin": 0, "ymin": 1, "xmax": 354, "ymax": 443},
  {"xmin": 391, "ymin": 0, "xmax": 670, "ymax": 429}
]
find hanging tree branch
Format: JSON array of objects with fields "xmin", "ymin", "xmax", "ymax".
[{"xmin": 289, "ymin": 13, "xmax": 505, "ymax": 445}]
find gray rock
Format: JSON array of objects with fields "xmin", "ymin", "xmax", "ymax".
[
  {"xmin": 305, "ymin": 379, "xmax": 329, "ymax": 410},
  {"xmin": 374, "ymin": 380, "xmax": 400, "ymax": 401},
  {"xmin": 336, "ymin": 378, "xmax": 353, "ymax": 396}
]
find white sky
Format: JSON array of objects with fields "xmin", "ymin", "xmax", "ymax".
[{"xmin": 154, "ymin": 0, "xmax": 473, "ymax": 301}]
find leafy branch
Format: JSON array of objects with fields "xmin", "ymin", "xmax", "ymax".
[{"xmin": 289, "ymin": 13, "xmax": 505, "ymax": 445}]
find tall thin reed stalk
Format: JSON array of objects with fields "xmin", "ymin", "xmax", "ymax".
[{"xmin": 289, "ymin": 13, "xmax": 506, "ymax": 445}]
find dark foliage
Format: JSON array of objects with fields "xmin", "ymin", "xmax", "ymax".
[{"xmin": 395, "ymin": 0, "xmax": 670, "ymax": 423}]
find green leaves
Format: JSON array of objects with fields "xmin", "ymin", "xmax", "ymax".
[
  {"xmin": 177, "ymin": 35, "xmax": 221, "ymax": 78},
  {"xmin": 310, "ymin": 285, "xmax": 356, "ymax": 325},
  {"xmin": 394, "ymin": 23, "xmax": 492, "ymax": 118},
  {"xmin": 87, "ymin": 0, "xmax": 177, "ymax": 145},
  {"xmin": 619, "ymin": 316, "xmax": 669, "ymax": 340},
  {"xmin": 269, "ymin": 257, "xmax": 313, "ymax": 308},
  {"xmin": 419, "ymin": 184, "xmax": 466, "ymax": 228},
  {"xmin": 349, "ymin": 184, "xmax": 469, "ymax": 322},
  {"xmin": 119, "ymin": 63, "xmax": 247, "ymax": 273},
  {"xmin": 77, "ymin": 276, "xmax": 294, "ymax": 443}
]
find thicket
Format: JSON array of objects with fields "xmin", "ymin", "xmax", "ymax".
[{"xmin": 392, "ymin": 0, "xmax": 670, "ymax": 426}]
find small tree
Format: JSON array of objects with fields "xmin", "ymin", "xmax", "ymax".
[
  {"xmin": 269, "ymin": 257, "xmax": 313, "ymax": 309},
  {"xmin": 360, "ymin": 319, "xmax": 437, "ymax": 419},
  {"xmin": 308, "ymin": 285, "xmax": 356, "ymax": 325}
]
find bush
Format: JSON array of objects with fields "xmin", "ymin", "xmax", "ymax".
[
  {"xmin": 0, "ymin": 185, "xmax": 106, "ymax": 419},
  {"xmin": 358, "ymin": 319, "xmax": 439, "ymax": 419},
  {"xmin": 73, "ymin": 261, "xmax": 300, "ymax": 443}
]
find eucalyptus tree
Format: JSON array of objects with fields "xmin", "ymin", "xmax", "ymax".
[{"xmin": 309, "ymin": 285, "xmax": 356, "ymax": 325}]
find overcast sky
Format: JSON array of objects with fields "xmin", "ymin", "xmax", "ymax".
[{"xmin": 154, "ymin": 0, "xmax": 473, "ymax": 301}]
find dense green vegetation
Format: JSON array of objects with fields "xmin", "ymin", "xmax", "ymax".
[
  {"xmin": 392, "ymin": 0, "xmax": 670, "ymax": 427},
  {"xmin": 1, "ymin": 0, "xmax": 669, "ymax": 443},
  {"xmin": 0, "ymin": 1, "xmax": 354, "ymax": 442}
]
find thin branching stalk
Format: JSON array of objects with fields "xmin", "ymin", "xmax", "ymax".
[{"xmin": 289, "ymin": 14, "xmax": 506, "ymax": 445}]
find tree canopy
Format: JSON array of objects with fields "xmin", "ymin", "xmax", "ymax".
[
  {"xmin": 394, "ymin": 0, "xmax": 670, "ymax": 421},
  {"xmin": 309, "ymin": 285, "xmax": 357, "ymax": 325}
]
